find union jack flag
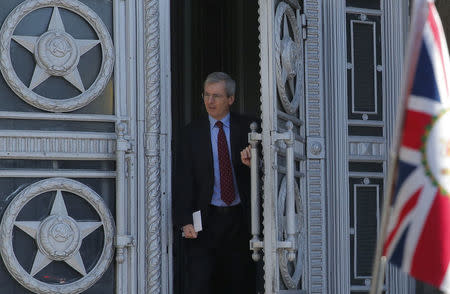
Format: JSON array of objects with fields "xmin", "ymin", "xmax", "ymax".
[{"xmin": 382, "ymin": 0, "xmax": 450, "ymax": 292}]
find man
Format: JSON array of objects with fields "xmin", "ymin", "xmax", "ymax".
[{"xmin": 173, "ymin": 72, "xmax": 255, "ymax": 294}]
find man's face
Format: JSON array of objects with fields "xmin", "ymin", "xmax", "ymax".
[{"xmin": 203, "ymin": 81, "xmax": 235, "ymax": 120}]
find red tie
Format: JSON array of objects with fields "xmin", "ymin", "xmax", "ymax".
[{"xmin": 215, "ymin": 121, "xmax": 236, "ymax": 205}]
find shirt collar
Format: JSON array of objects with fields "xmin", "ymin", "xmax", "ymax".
[{"xmin": 209, "ymin": 113, "xmax": 231, "ymax": 130}]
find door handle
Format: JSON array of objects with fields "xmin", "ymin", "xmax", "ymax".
[
  {"xmin": 248, "ymin": 122, "xmax": 263, "ymax": 261},
  {"xmin": 273, "ymin": 122, "xmax": 297, "ymax": 261},
  {"xmin": 283, "ymin": 121, "xmax": 297, "ymax": 261},
  {"xmin": 248, "ymin": 122, "xmax": 297, "ymax": 262}
]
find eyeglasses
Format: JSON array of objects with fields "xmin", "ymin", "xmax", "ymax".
[{"xmin": 202, "ymin": 93, "xmax": 227, "ymax": 100}]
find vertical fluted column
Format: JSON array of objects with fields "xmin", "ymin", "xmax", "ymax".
[
  {"xmin": 144, "ymin": 0, "xmax": 161, "ymax": 293},
  {"xmin": 323, "ymin": 0, "xmax": 350, "ymax": 293}
]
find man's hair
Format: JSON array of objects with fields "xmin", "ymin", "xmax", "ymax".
[{"xmin": 204, "ymin": 72, "xmax": 236, "ymax": 97}]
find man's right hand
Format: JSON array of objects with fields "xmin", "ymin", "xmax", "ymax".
[{"xmin": 182, "ymin": 224, "xmax": 197, "ymax": 239}]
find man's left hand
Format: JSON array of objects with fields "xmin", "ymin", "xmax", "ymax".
[{"xmin": 240, "ymin": 145, "xmax": 251, "ymax": 167}]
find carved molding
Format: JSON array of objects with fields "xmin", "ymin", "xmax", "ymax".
[
  {"xmin": 302, "ymin": 0, "xmax": 326, "ymax": 292},
  {"xmin": 0, "ymin": 178, "xmax": 115, "ymax": 294},
  {"xmin": 301, "ymin": 0, "xmax": 327, "ymax": 292},
  {"xmin": 143, "ymin": 0, "xmax": 162, "ymax": 293},
  {"xmin": 0, "ymin": 131, "xmax": 116, "ymax": 159},
  {"xmin": 0, "ymin": 0, "xmax": 114, "ymax": 112}
]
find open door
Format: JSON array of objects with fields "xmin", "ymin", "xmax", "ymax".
[{"xmin": 250, "ymin": 0, "xmax": 309, "ymax": 292}]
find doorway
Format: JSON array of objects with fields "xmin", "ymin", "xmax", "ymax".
[{"xmin": 170, "ymin": 1, "xmax": 260, "ymax": 293}]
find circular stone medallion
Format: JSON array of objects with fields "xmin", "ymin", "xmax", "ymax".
[
  {"xmin": 0, "ymin": 0, "xmax": 114, "ymax": 112},
  {"xmin": 36, "ymin": 31, "xmax": 79, "ymax": 76},
  {"xmin": 0, "ymin": 178, "xmax": 115, "ymax": 294},
  {"xmin": 37, "ymin": 215, "xmax": 81, "ymax": 261}
]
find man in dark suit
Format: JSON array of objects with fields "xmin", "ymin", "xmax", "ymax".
[{"xmin": 173, "ymin": 72, "xmax": 255, "ymax": 294}]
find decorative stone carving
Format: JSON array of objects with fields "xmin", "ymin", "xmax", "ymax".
[
  {"xmin": 310, "ymin": 142, "xmax": 322, "ymax": 155},
  {"xmin": 143, "ymin": 0, "xmax": 162, "ymax": 293},
  {"xmin": 0, "ymin": 0, "xmax": 114, "ymax": 112},
  {"xmin": 36, "ymin": 214, "xmax": 83, "ymax": 262},
  {"xmin": 0, "ymin": 178, "xmax": 115, "ymax": 294},
  {"xmin": 275, "ymin": 1, "xmax": 304, "ymax": 114},
  {"xmin": 33, "ymin": 30, "xmax": 82, "ymax": 78},
  {"xmin": 277, "ymin": 176, "xmax": 305, "ymax": 289},
  {"xmin": 307, "ymin": 137, "xmax": 325, "ymax": 159},
  {"xmin": 0, "ymin": 131, "xmax": 116, "ymax": 159}
]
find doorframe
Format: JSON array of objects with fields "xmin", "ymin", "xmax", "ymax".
[
  {"xmin": 136, "ymin": 0, "xmax": 172, "ymax": 293},
  {"xmin": 142, "ymin": 0, "xmax": 328, "ymax": 293},
  {"xmin": 160, "ymin": 0, "xmax": 173, "ymax": 293}
]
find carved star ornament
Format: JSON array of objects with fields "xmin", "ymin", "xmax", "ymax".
[
  {"xmin": 0, "ymin": 178, "xmax": 115, "ymax": 294},
  {"xmin": 15, "ymin": 190, "xmax": 102, "ymax": 277},
  {"xmin": 0, "ymin": 0, "xmax": 114, "ymax": 112},
  {"xmin": 12, "ymin": 6, "xmax": 99, "ymax": 93}
]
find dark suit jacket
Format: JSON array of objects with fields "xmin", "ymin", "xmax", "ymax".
[{"xmin": 173, "ymin": 112, "xmax": 255, "ymax": 229}]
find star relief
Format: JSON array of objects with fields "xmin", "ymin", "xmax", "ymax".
[
  {"xmin": 12, "ymin": 6, "xmax": 100, "ymax": 92},
  {"xmin": 15, "ymin": 190, "xmax": 102, "ymax": 277}
]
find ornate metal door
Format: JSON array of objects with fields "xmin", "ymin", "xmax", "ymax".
[
  {"xmin": 0, "ymin": 0, "xmax": 135, "ymax": 293},
  {"xmin": 250, "ymin": 0, "xmax": 311, "ymax": 293},
  {"xmin": 324, "ymin": 0, "xmax": 413, "ymax": 293}
]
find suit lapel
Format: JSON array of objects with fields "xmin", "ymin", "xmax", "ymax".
[
  {"xmin": 230, "ymin": 113, "xmax": 241, "ymax": 168},
  {"xmin": 200, "ymin": 118, "xmax": 214, "ymax": 180}
]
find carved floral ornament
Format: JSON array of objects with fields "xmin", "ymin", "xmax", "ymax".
[
  {"xmin": 0, "ymin": 0, "xmax": 114, "ymax": 112},
  {"xmin": 275, "ymin": 1, "xmax": 304, "ymax": 115},
  {"xmin": 0, "ymin": 178, "xmax": 115, "ymax": 294}
]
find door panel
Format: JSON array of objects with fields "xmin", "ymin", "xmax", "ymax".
[
  {"xmin": 0, "ymin": 0, "xmax": 132, "ymax": 293},
  {"xmin": 325, "ymin": 0, "xmax": 413, "ymax": 293},
  {"xmin": 254, "ymin": 0, "xmax": 307, "ymax": 292}
]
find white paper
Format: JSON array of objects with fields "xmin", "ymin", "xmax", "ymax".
[{"xmin": 192, "ymin": 210, "xmax": 202, "ymax": 232}]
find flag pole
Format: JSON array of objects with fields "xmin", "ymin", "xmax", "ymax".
[{"xmin": 369, "ymin": 0, "xmax": 429, "ymax": 293}]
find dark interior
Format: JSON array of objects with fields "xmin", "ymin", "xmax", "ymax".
[
  {"xmin": 171, "ymin": 0, "xmax": 260, "ymax": 133},
  {"xmin": 436, "ymin": 0, "xmax": 450, "ymax": 48},
  {"xmin": 170, "ymin": 1, "xmax": 260, "ymax": 293}
]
